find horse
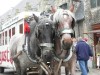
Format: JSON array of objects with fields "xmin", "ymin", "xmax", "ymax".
[
  {"xmin": 9, "ymin": 14, "xmax": 54, "ymax": 75},
  {"xmin": 50, "ymin": 4, "xmax": 77, "ymax": 75}
]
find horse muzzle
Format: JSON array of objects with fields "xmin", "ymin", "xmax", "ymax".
[
  {"xmin": 62, "ymin": 40, "xmax": 72, "ymax": 50},
  {"xmin": 39, "ymin": 43, "xmax": 54, "ymax": 62}
]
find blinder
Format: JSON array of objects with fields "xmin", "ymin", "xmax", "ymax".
[{"xmin": 36, "ymin": 22, "xmax": 54, "ymax": 56}]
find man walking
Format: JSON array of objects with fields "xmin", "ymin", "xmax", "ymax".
[{"xmin": 76, "ymin": 37, "xmax": 93, "ymax": 75}]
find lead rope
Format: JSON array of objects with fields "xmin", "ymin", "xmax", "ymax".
[{"xmin": 23, "ymin": 31, "xmax": 38, "ymax": 63}]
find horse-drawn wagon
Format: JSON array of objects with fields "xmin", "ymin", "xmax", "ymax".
[{"xmin": 0, "ymin": 0, "xmax": 84, "ymax": 75}]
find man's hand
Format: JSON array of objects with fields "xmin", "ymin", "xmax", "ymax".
[{"xmin": 90, "ymin": 57, "xmax": 93, "ymax": 60}]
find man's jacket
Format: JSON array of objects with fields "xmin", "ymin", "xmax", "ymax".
[{"xmin": 76, "ymin": 40, "xmax": 93, "ymax": 60}]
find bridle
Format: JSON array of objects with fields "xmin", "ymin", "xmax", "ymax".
[
  {"xmin": 53, "ymin": 10, "xmax": 75, "ymax": 62},
  {"xmin": 55, "ymin": 26, "xmax": 74, "ymax": 38},
  {"xmin": 36, "ymin": 22, "xmax": 54, "ymax": 56},
  {"xmin": 54, "ymin": 11, "xmax": 75, "ymax": 38}
]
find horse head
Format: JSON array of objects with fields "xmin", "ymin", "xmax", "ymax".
[
  {"xmin": 26, "ymin": 14, "xmax": 55, "ymax": 62},
  {"xmin": 51, "ymin": 7, "xmax": 76, "ymax": 61},
  {"xmin": 37, "ymin": 18, "xmax": 55, "ymax": 62}
]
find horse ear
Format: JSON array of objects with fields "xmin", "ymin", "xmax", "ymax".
[
  {"xmin": 69, "ymin": 3, "xmax": 74, "ymax": 12},
  {"xmin": 35, "ymin": 29, "xmax": 38, "ymax": 38},
  {"xmin": 33, "ymin": 14, "xmax": 39, "ymax": 23}
]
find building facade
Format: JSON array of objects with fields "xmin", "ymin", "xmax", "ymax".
[{"xmin": 38, "ymin": 0, "xmax": 100, "ymax": 67}]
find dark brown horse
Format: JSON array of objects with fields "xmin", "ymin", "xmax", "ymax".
[{"xmin": 51, "ymin": 3, "xmax": 76, "ymax": 75}]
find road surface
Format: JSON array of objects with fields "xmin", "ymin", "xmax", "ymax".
[
  {"xmin": 76, "ymin": 68, "xmax": 100, "ymax": 75},
  {"xmin": 0, "ymin": 68, "xmax": 100, "ymax": 75}
]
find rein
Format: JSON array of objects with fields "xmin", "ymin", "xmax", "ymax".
[{"xmin": 35, "ymin": 24, "xmax": 54, "ymax": 56}]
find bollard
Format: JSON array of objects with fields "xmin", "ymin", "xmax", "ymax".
[{"xmin": 97, "ymin": 54, "xmax": 100, "ymax": 69}]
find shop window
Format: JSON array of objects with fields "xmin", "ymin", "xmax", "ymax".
[
  {"xmin": 91, "ymin": 0, "xmax": 100, "ymax": 8},
  {"xmin": 19, "ymin": 24, "xmax": 23, "ymax": 33},
  {"xmin": 97, "ymin": 0, "xmax": 100, "ymax": 6}
]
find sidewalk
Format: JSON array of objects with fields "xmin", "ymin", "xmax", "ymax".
[{"xmin": 76, "ymin": 68, "xmax": 100, "ymax": 75}]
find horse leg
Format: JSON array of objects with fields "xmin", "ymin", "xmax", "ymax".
[
  {"xmin": 53, "ymin": 62, "xmax": 58, "ymax": 75},
  {"xmin": 66, "ymin": 65, "xmax": 76, "ymax": 75},
  {"xmin": 65, "ymin": 67, "xmax": 70, "ymax": 75},
  {"xmin": 69, "ymin": 63, "xmax": 76, "ymax": 75},
  {"xmin": 21, "ymin": 68, "xmax": 27, "ymax": 75},
  {"xmin": 13, "ymin": 58, "xmax": 21, "ymax": 75},
  {"xmin": 53, "ymin": 62, "xmax": 61, "ymax": 75},
  {"xmin": 68, "ymin": 55, "xmax": 76, "ymax": 75}
]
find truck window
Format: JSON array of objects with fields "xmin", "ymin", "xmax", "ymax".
[
  {"xmin": 3, "ymin": 32, "xmax": 4, "ymax": 45},
  {"xmin": 19, "ymin": 24, "xmax": 23, "ymax": 34},
  {"xmin": 9, "ymin": 29, "xmax": 11, "ymax": 42},
  {"xmin": 12, "ymin": 27, "xmax": 15, "ymax": 36}
]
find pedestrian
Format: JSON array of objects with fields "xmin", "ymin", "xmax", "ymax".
[
  {"xmin": 75, "ymin": 37, "xmax": 93, "ymax": 75},
  {"xmin": 83, "ymin": 38, "xmax": 88, "ymax": 43},
  {"xmin": 72, "ymin": 38, "xmax": 80, "ymax": 71},
  {"xmin": 72, "ymin": 38, "xmax": 77, "ymax": 47},
  {"xmin": 83, "ymin": 37, "xmax": 90, "ymax": 72}
]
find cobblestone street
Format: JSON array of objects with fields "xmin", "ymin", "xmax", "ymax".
[{"xmin": 76, "ymin": 68, "xmax": 100, "ymax": 75}]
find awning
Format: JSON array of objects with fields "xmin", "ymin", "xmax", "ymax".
[
  {"xmin": 83, "ymin": 30, "xmax": 100, "ymax": 34},
  {"xmin": 89, "ymin": 30, "xmax": 100, "ymax": 33}
]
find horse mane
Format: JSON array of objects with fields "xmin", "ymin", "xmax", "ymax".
[
  {"xmin": 53, "ymin": 9, "xmax": 76, "ymax": 28},
  {"xmin": 39, "ymin": 17, "xmax": 54, "ymax": 26}
]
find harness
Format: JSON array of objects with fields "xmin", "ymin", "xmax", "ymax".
[
  {"xmin": 54, "ymin": 12, "xmax": 75, "ymax": 38},
  {"xmin": 55, "ymin": 21, "xmax": 75, "ymax": 38},
  {"xmin": 52, "ymin": 10, "xmax": 76, "ymax": 62}
]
